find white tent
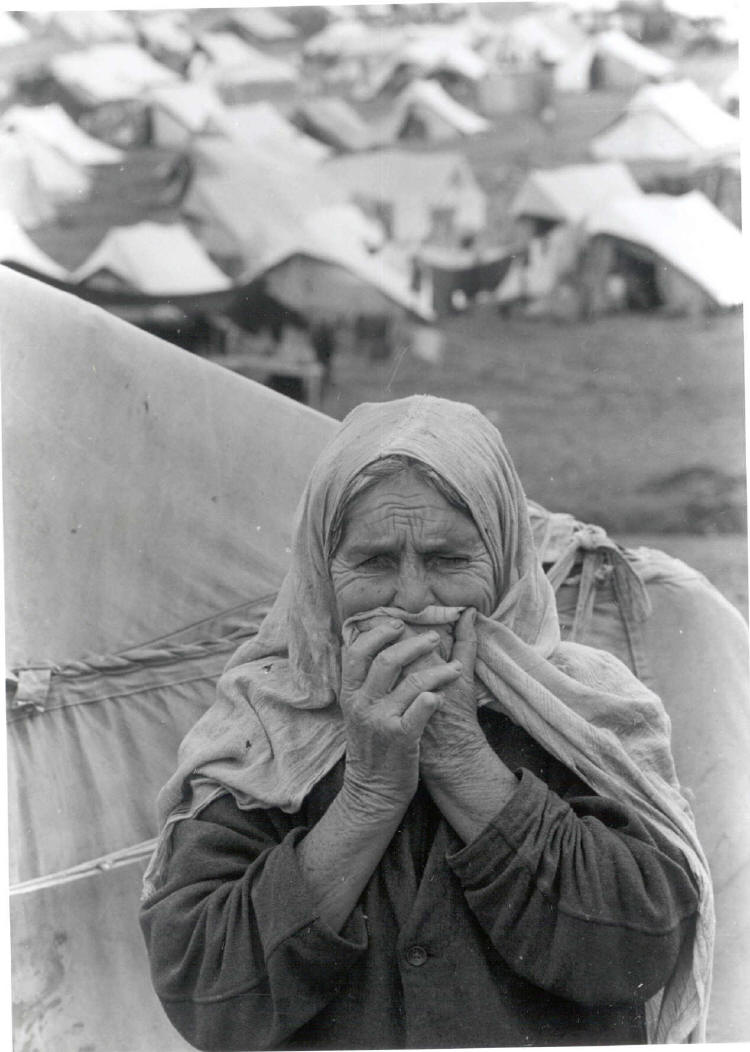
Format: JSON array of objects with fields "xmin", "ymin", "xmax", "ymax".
[
  {"xmin": 719, "ymin": 69, "xmax": 740, "ymax": 112},
  {"xmin": 0, "ymin": 130, "xmax": 90, "ymax": 208},
  {"xmin": 511, "ymin": 162, "xmax": 642, "ymax": 224},
  {"xmin": 591, "ymin": 79, "xmax": 742, "ymax": 170},
  {"xmin": 229, "ymin": 8, "xmax": 298, "ymax": 43},
  {"xmin": 390, "ymin": 79, "xmax": 490, "ymax": 141},
  {"xmin": 71, "ymin": 222, "xmax": 232, "ymax": 296},
  {"xmin": 137, "ymin": 12, "xmax": 194, "ymax": 61},
  {"xmin": 0, "ymin": 11, "xmax": 29, "ymax": 46},
  {"xmin": 214, "ymin": 102, "xmax": 330, "ymax": 162},
  {"xmin": 0, "ymin": 134, "xmax": 56, "ymax": 228},
  {"xmin": 592, "ymin": 29, "xmax": 674, "ymax": 89},
  {"xmin": 51, "ymin": 44, "xmax": 178, "ymax": 107},
  {"xmin": 585, "ymin": 190, "xmax": 743, "ymax": 308},
  {"xmin": 325, "ymin": 148, "xmax": 487, "ymax": 243},
  {"xmin": 148, "ymin": 83, "xmax": 228, "ymax": 146},
  {"xmin": 0, "ymin": 209, "xmax": 68, "ymax": 279},
  {"xmin": 50, "ymin": 10, "xmax": 136, "ymax": 45},
  {"xmin": 0, "ymin": 104, "xmax": 123, "ymax": 166},
  {"xmin": 189, "ymin": 33, "xmax": 298, "ymax": 91},
  {"xmin": 494, "ymin": 11, "xmax": 596, "ymax": 93},
  {"xmin": 303, "ymin": 19, "xmax": 402, "ymax": 60}
]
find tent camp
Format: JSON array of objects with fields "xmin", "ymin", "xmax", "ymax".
[
  {"xmin": 293, "ymin": 97, "xmax": 376, "ymax": 153},
  {"xmin": 50, "ymin": 43, "xmax": 178, "ymax": 108},
  {"xmin": 147, "ymin": 82, "xmax": 229, "ymax": 147},
  {"xmin": 324, "ymin": 148, "xmax": 487, "ymax": 243},
  {"xmin": 582, "ymin": 190, "xmax": 744, "ymax": 314},
  {"xmin": 181, "ymin": 155, "xmax": 345, "ymax": 274},
  {"xmin": 590, "ymin": 79, "xmax": 742, "ymax": 178},
  {"xmin": 486, "ymin": 10, "xmax": 596, "ymax": 94},
  {"xmin": 188, "ymin": 32, "xmax": 298, "ymax": 104},
  {"xmin": 3, "ymin": 266, "xmax": 748, "ymax": 1050},
  {"xmin": 510, "ymin": 162, "xmax": 642, "ymax": 231},
  {"xmin": 0, "ymin": 208, "xmax": 69, "ymax": 279},
  {"xmin": 589, "ymin": 29, "xmax": 674, "ymax": 89},
  {"xmin": 0, "ymin": 103, "xmax": 123, "ymax": 166},
  {"xmin": 387, "ymin": 79, "xmax": 490, "ymax": 142},
  {"xmin": 71, "ymin": 222, "xmax": 232, "ymax": 296}
]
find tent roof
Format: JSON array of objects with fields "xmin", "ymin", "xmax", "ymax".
[
  {"xmin": 193, "ymin": 32, "xmax": 297, "ymax": 85},
  {"xmin": 325, "ymin": 147, "xmax": 478, "ymax": 203},
  {"xmin": 71, "ymin": 222, "xmax": 232, "ymax": 295},
  {"xmin": 393, "ymin": 79, "xmax": 490, "ymax": 137},
  {"xmin": 594, "ymin": 29, "xmax": 675, "ymax": 79},
  {"xmin": 51, "ymin": 43, "xmax": 178, "ymax": 105},
  {"xmin": 0, "ymin": 11, "xmax": 29, "ymax": 46},
  {"xmin": 626, "ymin": 79, "xmax": 741, "ymax": 153},
  {"xmin": 397, "ymin": 37, "xmax": 488, "ymax": 81},
  {"xmin": 1, "ymin": 265, "xmax": 336, "ymax": 666},
  {"xmin": 147, "ymin": 81, "xmax": 228, "ymax": 133},
  {"xmin": 137, "ymin": 12, "xmax": 194, "ymax": 57},
  {"xmin": 214, "ymin": 101, "xmax": 330, "ymax": 162},
  {"xmin": 303, "ymin": 19, "xmax": 402, "ymax": 58},
  {"xmin": 229, "ymin": 7, "xmax": 298, "ymax": 41},
  {"xmin": 0, "ymin": 134, "xmax": 56, "ymax": 227},
  {"xmin": 51, "ymin": 10, "xmax": 136, "ymax": 45},
  {"xmin": 1, "ymin": 129, "xmax": 91, "ymax": 206},
  {"xmin": 295, "ymin": 97, "xmax": 374, "ymax": 152},
  {"xmin": 0, "ymin": 104, "xmax": 123, "ymax": 166},
  {"xmin": 511, "ymin": 162, "xmax": 642, "ymax": 223},
  {"xmin": 586, "ymin": 190, "xmax": 743, "ymax": 307},
  {"xmin": 0, "ymin": 211, "xmax": 68, "ymax": 278}
]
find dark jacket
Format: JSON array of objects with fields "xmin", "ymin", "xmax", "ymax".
[{"xmin": 140, "ymin": 708, "xmax": 699, "ymax": 1051}]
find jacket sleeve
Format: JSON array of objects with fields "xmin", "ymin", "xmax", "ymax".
[
  {"xmin": 446, "ymin": 768, "xmax": 700, "ymax": 1006},
  {"xmin": 139, "ymin": 795, "xmax": 367, "ymax": 1051}
]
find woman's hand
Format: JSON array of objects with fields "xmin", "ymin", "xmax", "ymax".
[
  {"xmin": 418, "ymin": 608, "xmax": 488, "ymax": 781},
  {"xmin": 339, "ymin": 620, "xmax": 462, "ymax": 819}
]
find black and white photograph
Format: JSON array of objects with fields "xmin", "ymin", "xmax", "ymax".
[{"xmin": 1, "ymin": 1, "xmax": 746, "ymax": 1050}]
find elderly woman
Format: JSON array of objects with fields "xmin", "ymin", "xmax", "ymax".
[{"xmin": 140, "ymin": 396, "xmax": 712, "ymax": 1051}]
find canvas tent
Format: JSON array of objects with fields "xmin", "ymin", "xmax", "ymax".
[
  {"xmin": 590, "ymin": 79, "xmax": 742, "ymax": 177},
  {"xmin": 511, "ymin": 162, "xmax": 642, "ymax": 228},
  {"xmin": 71, "ymin": 222, "xmax": 231, "ymax": 296},
  {"xmin": 0, "ymin": 208, "xmax": 69, "ymax": 279},
  {"xmin": 148, "ymin": 82, "xmax": 229, "ymax": 147},
  {"xmin": 0, "ymin": 129, "xmax": 91, "ymax": 209},
  {"xmin": 189, "ymin": 32, "xmax": 298, "ymax": 104},
  {"xmin": 0, "ymin": 103, "xmax": 123, "ymax": 166},
  {"xmin": 583, "ymin": 190, "xmax": 744, "ymax": 312},
  {"xmin": 388, "ymin": 79, "xmax": 490, "ymax": 141},
  {"xmin": 590, "ymin": 29, "xmax": 674, "ymax": 90},
  {"xmin": 3, "ymin": 266, "xmax": 749, "ymax": 1051},
  {"xmin": 488, "ymin": 10, "xmax": 596, "ymax": 94},
  {"xmin": 50, "ymin": 10, "xmax": 136, "ymax": 45},
  {"xmin": 137, "ymin": 13, "xmax": 194, "ymax": 65},
  {"xmin": 324, "ymin": 148, "xmax": 487, "ymax": 243},
  {"xmin": 226, "ymin": 7, "xmax": 298, "ymax": 45},
  {"xmin": 0, "ymin": 133, "xmax": 57, "ymax": 227},
  {"xmin": 50, "ymin": 43, "xmax": 178, "ymax": 108},
  {"xmin": 0, "ymin": 11, "xmax": 28, "ymax": 46},
  {"xmin": 294, "ymin": 97, "xmax": 375, "ymax": 152},
  {"xmin": 213, "ymin": 101, "xmax": 330, "ymax": 163}
]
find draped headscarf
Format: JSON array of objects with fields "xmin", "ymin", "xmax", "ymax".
[{"xmin": 143, "ymin": 395, "xmax": 713, "ymax": 1044}]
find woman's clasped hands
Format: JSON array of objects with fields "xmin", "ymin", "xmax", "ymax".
[{"xmin": 338, "ymin": 609, "xmax": 483, "ymax": 818}]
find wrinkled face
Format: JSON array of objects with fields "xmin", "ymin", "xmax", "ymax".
[{"xmin": 330, "ymin": 469, "xmax": 496, "ymax": 624}]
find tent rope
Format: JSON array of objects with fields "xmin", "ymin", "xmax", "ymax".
[{"xmin": 10, "ymin": 839, "xmax": 159, "ymax": 897}]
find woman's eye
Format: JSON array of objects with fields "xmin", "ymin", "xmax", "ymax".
[
  {"xmin": 359, "ymin": 554, "xmax": 394, "ymax": 570},
  {"xmin": 431, "ymin": 555, "xmax": 470, "ymax": 568}
]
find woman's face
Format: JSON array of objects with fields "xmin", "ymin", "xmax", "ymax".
[{"xmin": 330, "ymin": 469, "xmax": 496, "ymax": 623}]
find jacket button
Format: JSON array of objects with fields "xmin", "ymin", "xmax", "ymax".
[{"xmin": 405, "ymin": 945, "xmax": 428, "ymax": 967}]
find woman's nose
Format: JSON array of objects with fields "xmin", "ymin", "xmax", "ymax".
[{"xmin": 393, "ymin": 558, "xmax": 432, "ymax": 613}]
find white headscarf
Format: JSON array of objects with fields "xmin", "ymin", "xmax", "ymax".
[{"xmin": 144, "ymin": 396, "xmax": 713, "ymax": 1043}]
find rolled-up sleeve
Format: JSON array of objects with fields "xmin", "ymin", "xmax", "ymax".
[
  {"xmin": 447, "ymin": 768, "xmax": 699, "ymax": 1006},
  {"xmin": 140, "ymin": 797, "xmax": 367, "ymax": 1052}
]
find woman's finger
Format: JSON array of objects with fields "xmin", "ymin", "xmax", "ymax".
[
  {"xmin": 400, "ymin": 691, "xmax": 442, "ymax": 738},
  {"xmin": 451, "ymin": 608, "xmax": 478, "ymax": 677},
  {"xmin": 388, "ymin": 660, "xmax": 462, "ymax": 713},
  {"xmin": 342, "ymin": 620, "xmax": 405, "ymax": 689},
  {"xmin": 361, "ymin": 632, "xmax": 445, "ymax": 700}
]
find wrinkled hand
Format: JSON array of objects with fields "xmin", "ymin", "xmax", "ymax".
[
  {"xmin": 415, "ymin": 609, "xmax": 490, "ymax": 782},
  {"xmin": 339, "ymin": 620, "xmax": 462, "ymax": 819}
]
